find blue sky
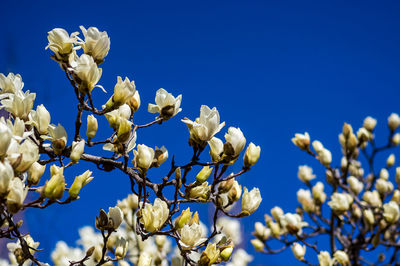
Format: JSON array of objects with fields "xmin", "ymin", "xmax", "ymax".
[{"xmin": 1, "ymin": 0, "xmax": 400, "ymax": 265}]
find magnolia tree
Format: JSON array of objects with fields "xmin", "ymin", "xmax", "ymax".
[
  {"xmin": 0, "ymin": 26, "xmax": 262, "ymax": 265},
  {"xmin": 251, "ymin": 114, "xmax": 400, "ymax": 265}
]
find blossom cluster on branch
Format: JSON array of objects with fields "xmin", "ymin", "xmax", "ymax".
[
  {"xmin": 252, "ymin": 114, "xmax": 400, "ymax": 265},
  {"xmin": 0, "ymin": 26, "xmax": 262, "ymax": 266}
]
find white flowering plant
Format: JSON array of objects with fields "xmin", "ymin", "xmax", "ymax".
[
  {"xmin": 0, "ymin": 26, "xmax": 262, "ymax": 266},
  {"xmin": 252, "ymin": 116, "xmax": 400, "ymax": 265}
]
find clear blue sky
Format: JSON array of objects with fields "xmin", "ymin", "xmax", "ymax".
[{"xmin": 1, "ymin": 0, "xmax": 400, "ymax": 265}]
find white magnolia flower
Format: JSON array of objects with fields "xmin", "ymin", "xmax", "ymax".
[
  {"xmin": 0, "ymin": 73, "xmax": 24, "ymax": 94},
  {"xmin": 69, "ymin": 170, "xmax": 93, "ymax": 199},
  {"xmin": 51, "ymin": 241, "xmax": 85, "ymax": 266},
  {"xmin": 291, "ymin": 243, "xmax": 306, "ymax": 261},
  {"xmin": 141, "ymin": 198, "xmax": 169, "ymax": 233},
  {"xmin": 148, "ymin": 88, "xmax": 182, "ymax": 119},
  {"xmin": 216, "ymin": 217, "xmax": 242, "ymax": 245},
  {"xmin": 43, "ymin": 124, "xmax": 68, "ymax": 155},
  {"xmin": 15, "ymin": 139, "xmax": 39, "ymax": 173},
  {"xmin": 28, "ymin": 162, "xmax": 46, "ymax": 186},
  {"xmin": 133, "ymin": 144, "xmax": 155, "ymax": 170},
  {"xmin": 108, "ymin": 206, "xmax": 123, "ymax": 229},
  {"xmin": 46, "ymin": 28, "xmax": 78, "ymax": 56},
  {"xmin": 297, "ymin": 189, "xmax": 315, "ymax": 213},
  {"xmin": 388, "ymin": 113, "xmax": 400, "ymax": 131},
  {"xmin": 104, "ymin": 76, "xmax": 136, "ymax": 109},
  {"xmin": 6, "ymin": 178, "xmax": 28, "ymax": 214},
  {"xmin": 241, "ymin": 187, "xmax": 262, "ymax": 216},
  {"xmin": 318, "ymin": 251, "xmax": 334, "ymax": 266},
  {"xmin": 86, "ymin": 114, "xmax": 98, "ymax": 141},
  {"xmin": 297, "ymin": 165, "xmax": 316, "ymax": 183},
  {"xmin": 0, "ymin": 160, "xmax": 14, "ymax": 196},
  {"xmin": 376, "ymin": 179, "xmax": 394, "ymax": 195},
  {"xmin": 363, "ymin": 116, "xmax": 377, "ymax": 131},
  {"xmin": 72, "ymin": 54, "xmax": 103, "ymax": 94},
  {"xmin": 226, "ymin": 249, "xmax": 253, "ymax": 266},
  {"xmin": 279, "ymin": 213, "xmax": 308, "ymax": 235},
  {"xmin": 179, "ymin": 223, "xmax": 206, "ymax": 250},
  {"xmin": 333, "ymin": 250, "xmax": 350, "ymax": 266},
  {"xmin": 312, "ymin": 182, "xmax": 326, "ymax": 204},
  {"xmin": 328, "ymin": 192, "xmax": 353, "ymax": 214},
  {"xmin": 70, "ymin": 139, "xmax": 85, "ymax": 163},
  {"xmin": 0, "ymin": 119, "xmax": 13, "ymax": 157},
  {"xmin": 362, "ymin": 190, "xmax": 382, "ymax": 207},
  {"xmin": 182, "ymin": 105, "xmax": 225, "ymax": 144},
  {"xmin": 79, "ymin": 26, "xmax": 110, "ymax": 62},
  {"xmin": 224, "ymin": 127, "xmax": 246, "ymax": 159},
  {"xmin": 1, "ymin": 90, "xmax": 36, "ymax": 120},
  {"xmin": 347, "ymin": 176, "xmax": 364, "ymax": 195},
  {"xmin": 383, "ymin": 201, "xmax": 400, "ymax": 223},
  {"xmin": 243, "ymin": 142, "xmax": 261, "ymax": 167},
  {"xmin": 292, "ymin": 132, "xmax": 310, "ymax": 150},
  {"xmin": 208, "ymin": 137, "xmax": 224, "ymax": 162},
  {"xmin": 29, "ymin": 104, "xmax": 51, "ymax": 135}
]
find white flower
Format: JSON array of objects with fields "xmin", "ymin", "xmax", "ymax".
[
  {"xmin": 208, "ymin": 137, "xmax": 224, "ymax": 162},
  {"xmin": 297, "ymin": 165, "xmax": 316, "ymax": 183},
  {"xmin": 108, "ymin": 206, "xmax": 123, "ymax": 229},
  {"xmin": 6, "ymin": 178, "xmax": 28, "ymax": 214},
  {"xmin": 15, "ymin": 139, "xmax": 39, "ymax": 173},
  {"xmin": 279, "ymin": 213, "xmax": 308, "ymax": 235},
  {"xmin": 182, "ymin": 105, "xmax": 225, "ymax": 145},
  {"xmin": 29, "ymin": 104, "xmax": 51, "ymax": 135},
  {"xmin": 243, "ymin": 142, "xmax": 261, "ymax": 167},
  {"xmin": 43, "ymin": 124, "xmax": 67, "ymax": 155},
  {"xmin": 226, "ymin": 249, "xmax": 253, "ymax": 266},
  {"xmin": 70, "ymin": 139, "xmax": 85, "ymax": 163},
  {"xmin": 362, "ymin": 190, "xmax": 382, "ymax": 207},
  {"xmin": 363, "ymin": 116, "xmax": 377, "ymax": 131},
  {"xmin": 1, "ymin": 90, "xmax": 36, "ymax": 120},
  {"xmin": 68, "ymin": 170, "xmax": 93, "ymax": 199},
  {"xmin": 363, "ymin": 209, "xmax": 375, "ymax": 226},
  {"xmin": 241, "ymin": 187, "xmax": 262, "ymax": 216},
  {"xmin": 0, "ymin": 160, "xmax": 14, "ymax": 196},
  {"xmin": 297, "ymin": 189, "xmax": 315, "ymax": 213},
  {"xmin": 0, "ymin": 119, "xmax": 12, "ymax": 157},
  {"xmin": 291, "ymin": 243, "xmax": 305, "ymax": 261},
  {"xmin": 148, "ymin": 88, "xmax": 182, "ymax": 119},
  {"xmin": 318, "ymin": 148, "xmax": 332, "ymax": 166},
  {"xmin": 333, "ymin": 250, "xmax": 350, "ymax": 266},
  {"xmin": 28, "ymin": 162, "xmax": 46, "ymax": 186},
  {"xmin": 347, "ymin": 176, "xmax": 364, "ymax": 195},
  {"xmin": 72, "ymin": 54, "xmax": 103, "ymax": 94},
  {"xmin": 328, "ymin": 192, "xmax": 353, "ymax": 214},
  {"xmin": 133, "ymin": 144, "xmax": 155, "ymax": 170},
  {"xmin": 318, "ymin": 251, "xmax": 334, "ymax": 266},
  {"xmin": 138, "ymin": 251, "xmax": 152, "ymax": 266},
  {"xmin": 383, "ymin": 201, "xmax": 400, "ymax": 224},
  {"xmin": 292, "ymin": 132, "xmax": 310, "ymax": 150},
  {"xmin": 388, "ymin": 113, "xmax": 400, "ymax": 131},
  {"xmin": 104, "ymin": 76, "xmax": 136, "ymax": 109},
  {"xmin": 216, "ymin": 217, "xmax": 242, "ymax": 245},
  {"xmin": 153, "ymin": 146, "xmax": 168, "ymax": 167},
  {"xmin": 312, "ymin": 182, "xmax": 326, "ymax": 204},
  {"xmin": 45, "ymin": 28, "xmax": 78, "ymax": 56},
  {"xmin": 86, "ymin": 115, "xmax": 98, "ymax": 141},
  {"xmin": 179, "ymin": 223, "xmax": 206, "ymax": 250},
  {"xmin": 0, "ymin": 73, "xmax": 24, "ymax": 94},
  {"xmin": 79, "ymin": 26, "xmax": 110, "ymax": 62},
  {"xmin": 141, "ymin": 198, "xmax": 169, "ymax": 233},
  {"xmin": 224, "ymin": 127, "xmax": 246, "ymax": 159},
  {"xmin": 376, "ymin": 179, "xmax": 393, "ymax": 195}
]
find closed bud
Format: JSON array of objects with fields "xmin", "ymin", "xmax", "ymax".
[
  {"xmin": 70, "ymin": 139, "xmax": 85, "ymax": 163},
  {"xmin": 28, "ymin": 162, "xmax": 46, "ymax": 186},
  {"xmin": 228, "ymin": 180, "xmax": 242, "ymax": 203},
  {"xmin": 312, "ymin": 181, "xmax": 326, "ymax": 204},
  {"xmin": 392, "ymin": 190, "xmax": 400, "ymax": 204},
  {"xmin": 347, "ymin": 176, "xmax": 364, "ymax": 195},
  {"xmin": 241, "ymin": 187, "xmax": 262, "ymax": 216},
  {"xmin": 117, "ymin": 119, "xmax": 132, "ymax": 143},
  {"xmin": 69, "ymin": 170, "xmax": 94, "ymax": 199},
  {"xmin": 188, "ymin": 182, "xmax": 210, "ymax": 201},
  {"xmin": 251, "ymin": 239, "xmax": 264, "ymax": 252},
  {"xmin": 219, "ymin": 177, "xmax": 234, "ymax": 194},
  {"xmin": 363, "ymin": 116, "xmax": 377, "ymax": 131},
  {"xmin": 114, "ymin": 237, "xmax": 128, "ymax": 259},
  {"xmin": 243, "ymin": 142, "xmax": 261, "ymax": 168},
  {"xmin": 318, "ymin": 148, "xmax": 332, "ymax": 166},
  {"xmin": 363, "ymin": 209, "xmax": 375, "ymax": 226},
  {"xmin": 291, "ymin": 243, "xmax": 306, "ymax": 261},
  {"xmin": 383, "ymin": 201, "xmax": 400, "ymax": 224},
  {"xmin": 334, "ymin": 250, "xmax": 350, "ymax": 266},
  {"xmin": 196, "ymin": 166, "xmax": 212, "ymax": 183},
  {"xmin": 392, "ymin": 133, "xmax": 400, "ymax": 146},
  {"xmin": 133, "ymin": 144, "xmax": 155, "ymax": 171},
  {"xmin": 387, "ymin": 154, "xmax": 395, "ymax": 168},
  {"xmin": 199, "ymin": 243, "xmax": 220, "ymax": 265},
  {"xmin": 396, "ymin": 168, "xmax": 400, "ymax": 186},
  {"xmin": 6, "ymin": 178, "xmax": 28, "ymax": 213},
  {"xmin": 208, "ymin": 137, "xmax": 224, "ymax": 162},
  {"xmin": 220, "ymin": 245, "xmax": 233, "ymax": 261},
  {"xmin": 380, "ymin": 168, "xmax": 389, "ymax": 180},
  {"xmin": 86, "ymin": 115, "xmax": 98, "ymax": 141},
  {"xmin": 175, "ymin": 208, "xmax": 193, "ymax": 229},
  {"xmin": 352, "ymin": 204, "xmax": 362, "ymax": 219},
  {"xmin": 270, "ymin": 206, "xmax": 284, "ymax": 222},
  {"xmin": 388, "ymin": 113, "xmax": 400, "ymax": 131},
  {"xmin": 128, "ymin": 90, "xmax": 141, "ymax": 113},
  {"xmin": 31, "ymin": 104, "xmax": 51, "ymax": 135},
  {"xmin": 108, "ymin": 206, "xmax": 123, "ymax": 230},
  {"xmin": 328, "ymin": 192, "xmax": 352, "ymax": 214},
  {"xmin": 0, "ymin": 160, "xmax": 14, "ymax": 196},
  {"xmin": 297, "ymin": 165, "xmax": 316, "ymax": 183},
  {"xmin": 342, "ymin": 123, "xmax": 353, "ymax": 139},
  {"xmin": 43, "ymin": 165, "xmax": 65, "ymax": 200}
]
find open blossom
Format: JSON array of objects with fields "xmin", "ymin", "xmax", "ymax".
[
  {"xmin": 334, "ymin": 250, "xmax": 350, "ymax": 266},
  {"xmin": 79, "ymin": 26, "xmax": 110, "ymax": 62},
  {"xmin": 29, "ymin": 104, "xmax": 51, "ymax": 135},
  {"xmin": 15, "ymin": 139, "xmax": 39, "ymax": 173},
  {"xmin": 43, "ymin": 123, "xmax": 68, "ymax": 155},
  {"xmin": 241, "ymin": 187, "xmax": 262, "ymax": 216},
  {"xmin": 383, "ymin": 201, "xmax": 400, "ymax": 223},
  {"xmin": 182, "ymin": 105, "xmax": 225, "ymax": 145},
  {"xmin": 224, "ymin": 127, "xmax": 246, "ymax": 160},
  {"xmin": 318, "ymin": 251, "xmax": 334, "ymax": 266},
  {"xmin": 279, "ymin": 213, "xmax": 308, "ymax": 235},
  {"xmin": 71, "ymin": 54, "xmax": 103, "ymax": 94},
  {"xmin": 179, "ymin": 223, "xmax": 206, "ymax": 250},
  {"xmin": 104, "ymin": 76, "xmax": 136, "ymax": 110},
  {"xmin": 46, "ymin": 28, "xmax": 78, "ymax": 56},
  {"xmin": 1, "ymin": 90, "xmax": 36, "ymax": 121},
  {"xmin": 216, "ymin": 217, "xmax": 242, "ymax": 245},
  {"xmin": 0, "ymin": 73, "xmax": 24, "ymax": 94},
  {"xmin": 148, "ymin": 88, "xmax": 182, "ymax": 119},
  {"xmin": 328, "ymin": 192, "xmax": 353, "ymax": 214},
  {"xmin": 141, "ymin": 198, "xmax": 169, "ymax": 233},
  {"xmin": 133, "ymin": 144, "xmax": 155, "ymax": 171},
  {"xmin": 291, "ymin": 132, "xmax": 310, "ymax": 150},
  {"xmin": 297, "ymin": 165, "xmax": 315, "ymax": 183}
]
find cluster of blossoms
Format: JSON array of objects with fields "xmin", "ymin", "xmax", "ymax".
[
  {"xmin": 0, "ymin": 26, "xmax": 262, "ymax": 265},
  {"xmin": 252, "ymin": 114, "xmax": 400, "ymax": 265}
]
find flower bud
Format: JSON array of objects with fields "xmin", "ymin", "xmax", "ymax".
[
  {"xmin": 243, "ymin": 142, "xmax": 261, "ymax": 168},
  {"xmin": 133, "ymin": 144, "xmax": 155, "ymax": 171},
  {"xmin": 292, "ymin": 132, "xmax": 310, "ymax": 150},
  {"xmin": 297, "ymin": 165, "xmax": 316, "ymax": 183},
  {"xmin": 28, "ymin": 162, "xmax": 46, "ymax": 186},
  {"xmin": 0, "ymin": 120, "xmax": 13, "ymax": 158},
  {"xmin": 251, "ymin": 239, "xmax": 264, "ymax": 252},
  {"xmin": 223, "ymin": 127, "xmax": 246, "ymax": 164},
  {"xmin": 199, "ymin": 243, "xmax": 220, "ymax": 265},
  {"xmin": 31, "ymin": 104, "xmax": 51, "ymax": 135},
  {"xmin": 387, "ymin": 154, "xmax": 395, "ymax": 168},
  {"xmin": 392, "ymin": 190, "xmax": 400, "ymax": 204},
  {"xmin": 108, "ymin": 206, "xmax": 123, "ymax": 230},
  {"xmin": 318, "ymin": 148, "xmax": 332, "ymax": 166},
  {"xmin": 363, "ymin": 116, "xmax": 377, "ymax": 131},
  {"xmin": 334, "ymin": 250, "xmax": 350, "ymax": 266},
  {"xmin": 0, "ymin": 160, "xmax": 14, "ymax": 196},
  {"xmin": 328, "ymin": 192, "xmax": 352, "ymax": 214},
  {"xmin": 69, "ymin": 170, "xmax": 94, "ymax": 199},
  {"xmin": 153, "ymin": 146, "xmax": 168, "ymax": 167},
  {"xmin": 43, "ymin": 165, "xmax": 65, "ymax": 200},
  {"xmin": 188, "ymin": 182, "xmax": 210, "ymax": 201},
  {"xmin": 318, "ymin": 251, "xmax": 333, "ymax": 266},
  {"xmin": 380, "ymin": 168, "xmax": 389, "ymax": 180},
  {"xmin": 388, "ymin": 113, "xmax": 400, "ymax": 131},
  {"xmin": 241, "ymin": 187, "xmax": 262, "ymax": 216},
  {"xmin": 312, "ymin": 182, "xmax": 326, "ymax": 204},
  {"xmin": 114, "ymin": 237, "xmax": 128, "ymax": 259},
  {"xmin": 270, "ymin": 206, "xmax": 284, "ymax": 222},
  {"xmin": 363, "ymin": 190, "xmax": 382, "ymax": 207},
  {"xmin": 220, "ymin": 245, "xmax": 233, "ymax": 262},
  {"xmin": 104, "ymin": 76, "xmax": 136, "ymax": 110},
  {"xmin": 392, "ymin": 133, "xmax": 400, "ymax": 146},
  {"xmin": 363, "ymin": 209, "xmax": 375, "ymax": 226},
  {"xmin": 175, "ymin": 208, "xmax": 193, "ymax": 229},
  {"xmin": 70, "ymin": 139, "xmax": 85, "ymax": 163},
  {"xmin": 196, "ymin": 166, "xmax": 212, "ymax": 183},
  {"xmin": 347, "ymin": 176, "xmax": 363, "ymax": 195},
  {"xmin": 208, "ymin": 137, "xmax": 224, "ymax": 162},
  {"xmin": 86, "ymin": 115, "xmax": 98, "ymax": 141},
  {"xmin": 128, "ymin": 90, "xmax": 141, "ymax": 113},
  {"xmin": 138, "ymin": 252, "xmax": 152, "ymax": 266},
  {"xmin": 228, "ymin": 180, "xmax": 242, "ymax": 203},
  {"xmin": 376, "ymin": 179, "xmax": 393, "ymax": 195},
  {"xmin": 291, "ymin": 243, "xmax": 306, "ymax": 261},
  {"xmin": 383, "ymin": 201, "xmax": 400, "ymax": 224},
  {"xmin": 116, "ymin": 119, "xmax": 132, "ymax": 143}
]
